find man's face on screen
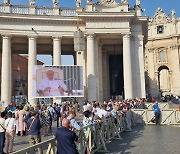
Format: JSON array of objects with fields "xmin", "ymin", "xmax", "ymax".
[{"xmin": 46, "ymin": 70, "xmax": 54, "ymax": 80}]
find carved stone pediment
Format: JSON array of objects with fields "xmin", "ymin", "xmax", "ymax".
[
  {"xmin": 151, "ymin": 8, "xmax": 170, "ymax": 24},
  {"xmin": 99, "ymin": 0, "xmax": 119, "ymax": 7}
]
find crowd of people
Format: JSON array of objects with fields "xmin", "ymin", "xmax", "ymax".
[{"xmin": 0, "ymin": 98, "xmax": 147, "ymax": 154}]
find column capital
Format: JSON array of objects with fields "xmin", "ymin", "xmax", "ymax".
[
  {"xmin": 52, "ymin": 36, "xmax": 62, "ymax": 40},
  {"xmin": 87, "ymin": 34, "xmax": 96, "ymax": 39},
  {"xmin": 28, "ymin": 35, "xmax": 38, "ymax": 39},
  {"xmin": 136, "ymin": 35, "xmax": 144, "ymax": 41},
  {"xmin": 2, "ymin": 34, "xmax": 12, "ymax": 39},
  {"xmin": 123, "ymin": 33, "xmax": 131, "ymax": 39}
]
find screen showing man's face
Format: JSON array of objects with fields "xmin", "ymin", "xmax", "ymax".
[{"xmin": 46, "ymin": 70, "xmax": 54, "ymax": 80}]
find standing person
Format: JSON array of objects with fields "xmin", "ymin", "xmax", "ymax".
[
  {"xmin": 4, "ymin": 112, "xmax": 16, "ymax": 154},
  {"xmin": 47, "ymin": 104, "xmax": 55, "ymax": 130},
  {"xmin": 54, "ymin": 104, "xmax": 61, "ymax": 127},
  {"xmin": 0, "ymin": 112, "xmax": 6, "ymax": 154},
  {"xmin": 152, "ymin": 101, "xmax": 161, "ymax": 125},
  {"xmin": 67, "ymin": 111, "xmax": 81, "ymax": 131},
  {"xmin": 40, "ymin": 105, "xmax": 51, "ymax": 136},
  {"xmin": 17, "ymin": 105, "xmax": 26, "ymax": 136},
  {"xmin": 27, "ymin": 111, "xmax": 42, "ymax": 154},
  {"xmin": 14, "ymin": 106, "xmax": 19, "ymax": 135},
  {"xmin": 55, "ymin": 119, "xmax": 80, "ymax": 154}
]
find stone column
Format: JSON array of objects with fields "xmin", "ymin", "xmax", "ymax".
[
  {"xmin": 28, "ymin": 36, "xmax": 37, "ymax": 106},
  {"xmin": 123, "ymin": 34, "xmax": 133, "ymax": 99},
  {"xmin": 1, "ymin": 35, "xmax": 12, "ymax": 106},
  {"xmin": 76, "ymin": 50, "xmax": 87, "ymax": 101},
  {"xmin": 53, "ymin": 37, "xmax": 61, "ymax": 65},
  {"xmin": 98, "ymin": 43, "xmax": 103, "ymax": 102},
  {"xmin": 53, "ymin": 37, "xmax": 62, "ymax": 104},
  {"xmin": 172, "ymin": 45, "xmax": 180, "ymax": 95},
  {"xmin": 95, "ymin": 38, "xmax": 99, "ymax": 100},
  {"xmin": 137, "ymin": 35, "xmax": 146, "ymax": 98},
  {"xmin": 87, "ymin": 34, "xmax": 96, "ymax": 101}
]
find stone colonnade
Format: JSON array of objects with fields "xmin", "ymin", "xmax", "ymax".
[{"xmin": 1, "ymin": 33, "xmax": 146, "ymax": 106}]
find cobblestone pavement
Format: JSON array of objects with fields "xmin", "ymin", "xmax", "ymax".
[{"xmin": 97, "ymin": 125, "xmax": 180, "ymax": 154}]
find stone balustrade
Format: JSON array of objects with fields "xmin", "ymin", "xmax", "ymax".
[
  {"xmin": 60, "ymin": 8, "xmax": 77, "ymax": 16},
  {"xmin": 0, "ymin": 4, "xmax": 76, "ymax": 16},
  {"xmin": 11, "ymin": 5, "xmax": 29, "ymax": 14},
  {"xmin": 35, "ymin": 6, "xmax": 53, "ymax": 15},
  {"xmin": 0, "ymin": 4, "xmax": 5, "ymax": 12}
]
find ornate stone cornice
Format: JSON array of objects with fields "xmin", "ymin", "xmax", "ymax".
[
  {"xmin": 150, "ymin": 8, "xmax": 171, "ymax": 25},
  {"xmin": 0, "ymin": 15, "xmax": 79, "ymax": 26}
]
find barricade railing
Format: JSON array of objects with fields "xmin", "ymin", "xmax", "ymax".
[
  {"xmin": 145, "ymin": 103, "xmax": 169, "ymax": 110},
  {"xmin": 12, "ymin": 138, "xmax": 56, "ymax": 154},
  {"xmin": 12, "ymin": 114, "xmax": 127, "ymax": 154},
  {"xmin": 132, "ymin": 109, "xmax": 180, "ymax": 125}
]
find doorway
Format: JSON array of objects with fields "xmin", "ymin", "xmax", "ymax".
[{"xmin": 109, "ymin": 55, "xmax": 124, "ymax": 97}]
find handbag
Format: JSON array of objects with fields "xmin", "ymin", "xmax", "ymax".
[
  {"xmin": 28, "ymin": 117, "xmax": 36, "ymax": 132},
  {"xmin": 0, "ymin": 123, "xmax": 6, "ymax": 132}
]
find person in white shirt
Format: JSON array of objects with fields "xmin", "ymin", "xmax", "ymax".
[
  {"xmin": 83, "ymin": 102, "xmax": 88, "ymax": 112},
  {"xmin": 37, "ymin": 69, "xmax": 68, "ymax": 96},
  {"xmin": 4, "ymin": 112, "xmax": 16, "ymax": 154},
  {"xmin": 0, "ymin": 112, "xmax": 6, "ymax": 154},
  {"xmin": 98, "ymin": 105, "xmax": 109, "ymax": 125}
]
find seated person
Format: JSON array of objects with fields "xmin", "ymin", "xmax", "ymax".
[{"xmin": 37, "ymin": 69, "xmax": 68, "ymax": 96}]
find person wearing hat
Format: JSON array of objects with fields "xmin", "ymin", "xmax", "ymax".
[{"xmin": 37, "ymin": 69, "xmax": 68, "ymax": 96}]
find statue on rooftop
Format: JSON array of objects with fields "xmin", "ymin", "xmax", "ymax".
[
  {"xmin": 3, "ymin": 0, "xmax": 10, "ymax": 4},
  {"xmin": 76, "ymin": 0, "xmax": 81, "ymax": 8},
  {"xmin": 53, "ymin": 0, "xmax": 59, "ymax": 7},
  {"xmin": 171, "ymin": 10, "xmax": 176, "ymax": 19},
  {"xmin": 29, "ymin": 0, "xmax": 35, "ymax": 6},
  {"xmin": 136, "ymin": 0, "xmax": 140, "ymax": 6}
]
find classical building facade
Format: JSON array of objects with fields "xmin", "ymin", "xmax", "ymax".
[
  {"xmin": 0, "ymin": 0, "xmax": 148, "ymax": 106},
  {"xmin": 145, "ymin": 8, "xmax": 180, "ymax": 97}
]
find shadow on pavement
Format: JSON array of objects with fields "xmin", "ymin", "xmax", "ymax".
[{"xmin": 96, "ymin": 126, "xmax": 145, "ymax": 154}]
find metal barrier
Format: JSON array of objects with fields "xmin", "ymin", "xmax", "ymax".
[
  {"xmin": 12, "ymin": 138, "xmax": 56, "ymax": 154},
  {"xmin": 12, "ymin": 115, "xmax": 126, "ymax": 154},
  {"xmin": 145, "ymin": 103, "xmax": 169, "ymax": 110},
  {"xmin": 132, "ymin": 109, "xmax": 180, "ymax": 125}
]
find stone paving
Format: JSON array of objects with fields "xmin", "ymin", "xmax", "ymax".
[
  {"xmin": 13, "ymin": 124, "xmax": 180, "ymax": 154},
  {"xmin": 97, "ymin": 125, "xmax": 180, "ymax": 154}
]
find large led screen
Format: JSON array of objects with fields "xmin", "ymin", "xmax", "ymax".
[{"xmin": 33, "ymin": 66, "xmax": 84, "ymax": 98}]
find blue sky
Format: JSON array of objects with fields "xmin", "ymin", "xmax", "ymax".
[
  {"xmin": 0, "ymin": 0, "xmax": 179, "ymax": 17},
  {"xmin": 0, "ymin": 0, "xmax": 179, "ymax": 65}
]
